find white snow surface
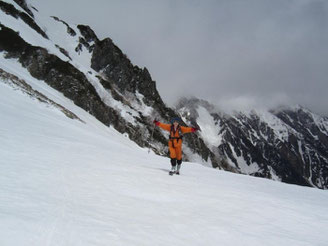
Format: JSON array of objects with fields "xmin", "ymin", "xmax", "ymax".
[
  {"xmin": 1, "ymin": 59, "xmax": 328, "ymax": 246},
  {"xmin": 196, "ymin": 106, "xmax": 222, "ymax": 147},
  {"xmin": 0, "ymin": 3, "xmax": 68, "ymax": 62},
  {"xmin": 247, "ymin": 109, "xmax": 291, "ymax": 142},
  {"xmin": 1, "ymin": 2, "xmax": 328, "ymax": 245}
]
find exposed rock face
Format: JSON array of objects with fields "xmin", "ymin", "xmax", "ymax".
[
  {"xmin": 274, "ymin": 108, "xmax": 328, "ymax": 187},
  {"xmin": 0, "ymin": 24, "xmax": 114, "ymax": 126},
  {"xmin": 77, "ymin": 25, "xmax": 98, "ymax": 43},
  {"xmin": 177, "ymin": 97, "xmax": 328, "ymax": 189}
]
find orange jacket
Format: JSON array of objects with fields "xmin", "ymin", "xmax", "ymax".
[{"xmin": 157, "ymin": 122, "xmax": 194, "ymax": 148}]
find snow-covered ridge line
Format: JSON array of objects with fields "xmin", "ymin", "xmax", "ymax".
[
  {"xmin": 5, "ymin": 1, "xmax": 159, "ymax": 127},
  {"xmin": 0, "ymin": 0, "xmax": 47, "ymax": 38},
  {"xmin": 0, "ymin": 67, "xmax": 83, "ymax": 122}
]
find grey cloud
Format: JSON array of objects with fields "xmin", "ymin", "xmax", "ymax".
[{"xmin": 30, "ymin": 0, "xmax": 328, "ymax": 114}]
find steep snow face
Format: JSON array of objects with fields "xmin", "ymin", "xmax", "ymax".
[
  {"xmin": 196, "ymin": 106, "xmax": 221, "ymax": 147},
  {"xmin": 249, "ymin": 109, "xmax": 292, "ymax": 142},
  {"xmin": 0, "ymin": 0, "xmax": 132, "ymax": 121},
  {"xmin": 1, "ymin": 62, "xmax": 328, "ymax": 246},
  {"xmin": 227, "ymin": 141, "xmax": 261, "ymax": 175},
  {"xmin": 0, "ymin": 1, "xmax": 68, "ymax": 61},
  {"xmin": 32, "ymin": 11, "xmax": 94, "ymax": 72},
  {"xmin": 1, "ymin": 0, "xmax": 95, "ymax": 71}
]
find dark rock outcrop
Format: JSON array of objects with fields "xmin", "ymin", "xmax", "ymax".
[
  {"xmin": 0, "ymin": 24, "xmax": 119, "ymax": 133},
  {"xmin": 13, "ymin": 0, "xmax": 34, "ymax": 17},
  {"xmin": 51, "ymin": 16, "xmax": 77, "ymax": 36},
  {"xmin": 0, "ymin": 1, "xmax": 47, "ymax": 38}
]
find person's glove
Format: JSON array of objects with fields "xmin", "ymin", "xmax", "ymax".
[
  {"xmin": 153, "ymin": 119, "xmax": 160, "ymax": 126},
  {"xmin": 191, "ymin": 127, "xmax": 200, "ymax": 132}
]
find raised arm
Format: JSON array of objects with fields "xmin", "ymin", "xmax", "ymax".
[
  {"xmin": 153, "ymin": 120, "xmax": 171, "ymax": 132},
  {"xmin": 181, "ymin": 126, "xmax": 199, "ymax": 134}
]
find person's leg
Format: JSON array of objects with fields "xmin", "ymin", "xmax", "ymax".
[
  {"xmin": 170, "ymin": 158, "xmax": 177, "ymax": 172},
  {"xmin": 176, "ymin": 146, "xmax": 183, "ymax": 174},
  {"xmin": 169, "ymin": 146, "xmax": 177, "ymax": 172},
  {"xmin": 176, "ymin": 159, "xmax": 182, "ymax": 174}
]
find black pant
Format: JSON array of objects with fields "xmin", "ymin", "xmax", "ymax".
[{"xmin": 171, "ymin": 158, "xmax": 182, "ymax": 166}]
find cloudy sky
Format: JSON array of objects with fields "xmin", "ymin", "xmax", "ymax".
[{"xmin": 30, "ymin": 0, "xmax": 328, "ymax": 114}]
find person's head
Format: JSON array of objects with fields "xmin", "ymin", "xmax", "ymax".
[{"xmin": 171, "ymin": 117, "xmax": 181, "ymax": 127}]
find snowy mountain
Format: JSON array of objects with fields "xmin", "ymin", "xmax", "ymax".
[
  {"xmin": 1, "ymin": 2, "xmax": 328, "ymax": 245},
  {"xmin": 177, "ymin": 97, "xmax": 328, "ymax": 189},
  {"xmin": 0, "ymin": 0, "xmax": 327, "ymax": 195},
  {"xmin": 0, "ymin": 0, "xmax": 221, "ymax": 168}
]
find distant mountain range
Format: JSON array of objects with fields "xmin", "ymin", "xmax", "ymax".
[
  {"xmin": 1, "ymin": 0, "xmax": 327, "ymax": 189},
  {"xmin": 177, "ymin": 98, "xmax": 328, "ymax": 189}
]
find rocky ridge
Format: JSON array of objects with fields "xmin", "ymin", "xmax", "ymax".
[
  {"xmin": 177, "ymin": 97, "xmax": 328, "ymax": 189},
  {"xmin": 0, "ymin": 0, "xmax": 223, "ymax": 168}
]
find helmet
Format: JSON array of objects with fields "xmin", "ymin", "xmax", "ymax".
[{"xmin": 170, "ymin": 117, "xmax": 181, "ymax": 124}]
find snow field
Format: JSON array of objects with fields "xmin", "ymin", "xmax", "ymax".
[
  {"xmin": 1, "ymin": 1, "xmax": 328, "ymax": 244},
  {"xmin": 1, "ymin": 71, "xmax": 328, "ymax": 246}
]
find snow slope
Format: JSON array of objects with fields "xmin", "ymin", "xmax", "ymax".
[{"xmin": 1, "ymin": 59, "xmax": 328, "ymax": 246}]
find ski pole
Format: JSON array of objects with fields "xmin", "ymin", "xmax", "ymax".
[
  {"xmin": 192, "ymin": 133, "xmax": 196, "ymax": 153},
  {"xmin": 192, "ymin": 126, "xmax": 200, "ymax": 153},
  {"xmin": 148, "ymin": 121, "xmax": 156, "ymax": 154}
]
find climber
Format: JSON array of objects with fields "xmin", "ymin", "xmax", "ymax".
[{"xmin": 153, "ymin": 117, "xmax": 199, "ymax": 175}]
